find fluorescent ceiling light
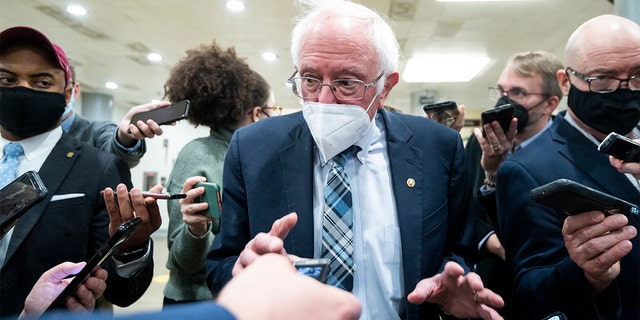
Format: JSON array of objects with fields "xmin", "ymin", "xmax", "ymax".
[
  {"xmin": 147, "ymin": 53, "xmax": 163, "ymax": 62},
  {"xmin": 105, "ymin": 82, "xmax": 118, "ymax": 89},
  {"xmin": 226, "ymin": 0, "xmax": 245, "ymax": 11},
  {"xmin": 66, "ymin": 5, "xmax": 87, "ymax": 16},
  {"xmin": 262, "ymin": 51, "xmax": 278, "ymax": 61},
  {"xmin": 403, "ymin": 55, "xmax": 491, "ymax": 82}
]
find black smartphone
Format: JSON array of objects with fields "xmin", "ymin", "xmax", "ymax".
[
  {"xmin": 195, "ymin": 182, "xmax": 222, "ymax": 233},
  {"xmin": 422, "ymin": 101, "xmax": 458, "ymax": 128},
  {"xmin": 294, "ymin": 258, "xmax": 330, "ymax": 283},
  {"xmin": 598, "ymin": 132, "xmax": 640, "ymax": 162},
  {"xmin": 481, "ymin": 103, "xmax": 514, "ymax": 137},
  {"xmin": 130, "ymin": 100, "xmax": 190, "ymax": 127},
  {"xmin": 529, "ymin": 179, "xmax": 640, "ymax": 216},
  {"xmin": 1, "ymin": 171, "xmax": 47, "ymax": 239},
  {"xmin": 47, "ymin": 217, "xmax": 143, "ymax": 309}
]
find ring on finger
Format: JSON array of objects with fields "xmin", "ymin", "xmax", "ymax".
[{"xmin": 492, "ymin": 144, "xmax": 501, "ymax": 151}]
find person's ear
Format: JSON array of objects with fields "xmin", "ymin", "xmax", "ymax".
[
  {"xmin": 64, "ymin": 85, "xmax": 73, "ymax": 105},
  {"xmin": 251, "ymin": 106, "xmax": 263, "ymax": 122},
  {"xmin": 556, "ymin": 69, "xmax": 570, "ymax": 96}
]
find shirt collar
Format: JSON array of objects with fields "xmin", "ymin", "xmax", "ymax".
[{"xmin": 1, "ymin": 127, "xmax": 63, "ymax": 161}]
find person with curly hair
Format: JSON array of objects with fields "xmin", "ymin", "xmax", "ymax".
[{"xmin": 162, "ymin": 40, "xmax": 277, "ymax": 306}]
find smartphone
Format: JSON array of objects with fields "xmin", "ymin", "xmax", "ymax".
[
  {"xmin": 195, "ymin": 182, "xmax": 222, "ymax": 233},
  {"xmin": 481, "ymin": 103, "xmax": 514, "ymax": 137},
  {"xmin": 294, "ymin": 258, "xmax": 330, "ymax": 283},
  {"xmin": 1, "ymin": 171, "xmax": 48, "ymax": 239},
  {"xmin": 529, "ymin": 179, "xmax": 640, "ymax": 216},
  {"xmin": 140, "ymin": 192, "xmax": 187, "ymax": 200},
  {"xmin": 598, "ymin": 132, "xmax": 640, "ymax": 162},
  {"xmin": 130, "ymin": 100, "xmax": 190, "ymax": 127},
  {"xmin": 48, "ymin": 217, "xmax": 143, "ymax": 310},
  {"xmin": 422, "ymin": 101, "xmax": 459, "ymax": 128}
]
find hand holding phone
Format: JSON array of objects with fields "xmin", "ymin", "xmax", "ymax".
[
  {"xmin": 130, "ymin": 100, "xmax": 190, "ymax": 128},
  {"xmin": 423, "ymin": 101, "xmax": 459, "ymax": 128},
  {"xmin": 194, "ymin": 182, "xmax": 222, "ymax": 233},
  {"xmin": 598, "ymin": 132, "xmax": 640, "ymax": 162},
  {"xmin": 47, "ymin": 217, "xmax": 143, "ymax": 310},
  {"xmin": 530, "ymin": 179, "xmax": 640, "ymax": 217},
  {"xmin": 481, "ymin": 103, "xmax": 514, "ymax": 137}
]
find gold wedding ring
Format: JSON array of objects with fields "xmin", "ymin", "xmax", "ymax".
[{"xmin": 492, "ymin": 144, "xmax": 501, "ymax": 151}]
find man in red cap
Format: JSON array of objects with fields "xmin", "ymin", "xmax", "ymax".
[{"xmin": 0, "ymin": 26, "xmax": 159, "ymax": 317}]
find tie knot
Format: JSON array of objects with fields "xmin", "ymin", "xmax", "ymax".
[
  {"xmin": 333, "ymin": 148, "xmax": 355, "ymax": 167},
  {"xmin": 3, "ymin": 142, "xmax": 24, "ymax": 157}
]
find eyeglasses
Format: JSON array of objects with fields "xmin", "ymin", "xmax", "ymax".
[
  {"xmin": 287, "ymin": 71, "xmax": 384, "ymax": 101},
  {"xmin": 488, "ymin": 86, "xmax": 547, "ymax": 101},
  {"xmin": 566, "ymin": 68, "xmax": 640, "ymax": 93},
  {"xmin": 262, "ymin": 106, "xmax": 283, "ymax": 116}
]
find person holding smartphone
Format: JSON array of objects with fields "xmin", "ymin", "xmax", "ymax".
[
  {"xmin": 162, "ymin": 41, "xmax": 279, "ymax": 306},
  {"xmin": 206, "ymin": 1, "xmax": 503, "ymax": 319},
  {"xmin": 59, "ymin": 63, "xmax": 169, "ymax": 168},
  {"xmin": 0, "ymin": 26, "xmax": 158, "ymax": 317},
  {"xmin": 495, "ymin": 15, "xmax": 640, "ymax": 319},
  {"xmin": 464, "ymin": 50, "xmax": 564, "ymax": 319},
  {"xmin": 18, "ymin": 262, "xmax": 108, "ymax": 319}
]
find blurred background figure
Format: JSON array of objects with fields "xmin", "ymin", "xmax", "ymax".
[{"xmin": 162, "ymin": 40, "xmax": 277, "ymax": 306}]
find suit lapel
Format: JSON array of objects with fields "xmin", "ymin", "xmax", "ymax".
[
  {"xmin": 279, "ymin": 119, "xmax": 315, "ymax": 257},
  {"xmin": 5, "ymin": 134, "xmax": 82, "ymax": 263},
  {"xmin": 381, "ymin": 110, "xmax": 424, "ymax": 295},
  {"xmin": 554, "ymin": 116, "xmax": 640, "ymax": 203}
]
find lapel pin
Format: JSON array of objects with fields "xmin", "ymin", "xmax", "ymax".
[
  {"xmin": 66, "ymin": 152, "xmax": 74, "ymax": 158},
  {"xmin": 407, "ymin": 178, "xmax": 415, "ymax": 188}
]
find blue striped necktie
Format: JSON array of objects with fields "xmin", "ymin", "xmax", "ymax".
[
  {"xmin": 321, "ymin": 148, "xmax": 355, "ymax": 291},
  {"xmin": 0, "ymin": 142, "xmax": 24, "ymax": 189}
]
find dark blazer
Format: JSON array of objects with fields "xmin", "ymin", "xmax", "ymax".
[
  {"xmin": 0, "ymin": 134, "xmax": 153, "ymax": 318},
  {"xmin": 496, "ymin": 111, "xmax": 639, "ymax": 320},
  {"xmin": 206, "ymin": 109, "xmax": 476, "ymax": 320}
]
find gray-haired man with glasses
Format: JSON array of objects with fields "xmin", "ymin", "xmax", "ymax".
[
  {"xmin": 206, "ymin": 0, "xmax": 505, "ymax": 319},
  {"xmin": 495, "ymin": 14, "xmax": 640, "ymax": 320}
]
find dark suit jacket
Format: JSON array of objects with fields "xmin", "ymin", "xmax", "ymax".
[
  {"xmin": 38, "ymin": 301, "xmax": 235, "ymax": 320},
  {"xmin": 206, "ymin": 109, "xmax": 476, "ymax": 320},
  {"xmin": 68, "ymin": 114, "xmax": 146, "ymax": 168},
  {"xmin": 0, "ymin": 134, "xmax": 153, "ymax": 318},
  {"xmin": 496, "ymin": 111, "xmax": 639, "ymax": 320}
]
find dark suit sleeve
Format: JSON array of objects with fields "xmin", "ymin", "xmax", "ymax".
[
  {"xmin": 496, "ymin": 160, "xmax": 620, "ymax": 320},
  {"xmin": 69, "ymin": 116, "xmax": 146, "ymax": 168},
  {"xmin": 206, "ymin": 132, "xmax": 250, "ymax": 294},
  {"xmin": 97, "ymin": 157, "xmax": 154, "ymax": 306}
]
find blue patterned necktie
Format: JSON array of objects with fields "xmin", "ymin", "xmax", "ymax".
[
  {"xmin": 0, "ymin": 142, "xmax": 24, "ymax": 189},
  {"xmin": 321, "ymin": 149, "xmax": 355, "ymax": 291}
]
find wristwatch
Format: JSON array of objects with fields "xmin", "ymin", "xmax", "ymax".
[
  {"xmin": 484, "ymin": 171, "xmax": 497, "ymax": 188},
  {"xmin": 113, "ymin": 245, "xmax": 147, "ymax": 263}
]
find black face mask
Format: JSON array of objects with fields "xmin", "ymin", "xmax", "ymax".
[
  {"xmin": 494, "ymin": 96, "xmax": 528, "ymax": 132},
  {"xmin": 568, "ymin": 86, "xmax": 640, "ymax": 135},
  {"xmin": 0, "ymin": 86, "xmax": 66, "ymax": 138}
]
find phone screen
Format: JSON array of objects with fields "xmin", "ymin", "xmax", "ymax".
[
  {"xmin": 294, "ymin": 258, "xmax": 330, "ymax": 283},
  {"xmin": 1, "ymin": 171, "xmax": 47, "ymax": 238}
]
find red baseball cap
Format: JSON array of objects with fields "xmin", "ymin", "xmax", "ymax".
[{"xmin": 0, "ymin": 26, "xmax": 71, "ymax": 87}]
